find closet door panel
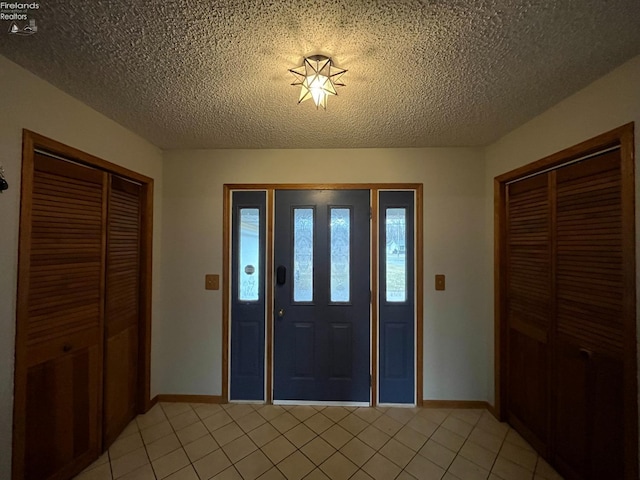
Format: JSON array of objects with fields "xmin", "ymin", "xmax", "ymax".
[
  {"xmin": 103, "ymin": 176, "xmax": 142, "ymax": 447},
  {"xmin": 554, "ymin": 336, "xmax": 589, "ymax": 479},
  {"xmin": 25, "ymin": 343, "xmax": 100, "ymax": 480},
  {"xmin": 28, "ymin": 155, "xmax": 105, "ymax": 346},
  {"xmin": 556, "ymin": 151, "xmax": 623, "ymax": 349},
  {"xmin": 507, "ymin": 329, "xmax": 548, "ymax": 444},
  {"xmin": 22, "ymin": 154, "xmax": 106, "ymax": 480},
  {"xmin": 505, "ymin": 174, "xmax": 550, "ymax": 450},
  {"xmin": 555, "ymin": 149, "xmax": 624, "ymax": 479},
  {"xmin": 591, "ymin": 353, "xmax": 624, "ymax": 479},
  {"xmin": 555, "ymin": 340, "xmax": 625, "ymax": 480}
]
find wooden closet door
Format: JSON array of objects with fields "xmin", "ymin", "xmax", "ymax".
[
  {"xmin": 20, "ymin": 154, "xmax": 106, "ymax": 480},
  {"xmin": 505, "ymin": 174, "xmax": 550, "ymax": 452},
  {"xmin": 554, "ymin": 150, "xmax": 624, "ymax": 479},
  {"xmin": 103, "ymin": 176, "xmax": 142, "ymax": 447}
]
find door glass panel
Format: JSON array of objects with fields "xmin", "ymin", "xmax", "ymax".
[
  {"xmin": 386, "ymin": 208, "xmax": 407, "ymax": 302},
  {"xmin": 294, "ymin": 208, "xmax": 314, "ymax": 302},
  {"xmin": 330, "ymin": 208, "xmax": 351, "ymax": 302},
  {"xmin": 239, "ymin": 208, "xmax": 260, "ymax": 301}
]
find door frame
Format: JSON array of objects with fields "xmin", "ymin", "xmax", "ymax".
[
  {"xmin": 223, "ymin": 184, "xmax": 423, "ymax": 406},
  {"xmin": 13, "ymin": 130, "xmax": 154, "ymax": 478},
  {"xmin": 493, "ymin": 123, "xmax": 637, "ymax": 476}
]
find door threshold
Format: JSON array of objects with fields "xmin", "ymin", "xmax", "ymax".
[{"xmin": 274, "ymin": 400, "xmax": 370, "ymax": 407}]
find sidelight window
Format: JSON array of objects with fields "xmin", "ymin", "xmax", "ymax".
[
  {"xmin": 238, "ymin": 208, "xmax": 260, "ymax": 301},
  {"xmin": 385, "ymin": 208, "xmax": 407, "ymax": 302}
]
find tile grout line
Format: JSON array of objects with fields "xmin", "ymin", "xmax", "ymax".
[
  {"xmin": 151, "ymin": 402, "xmax": 181, "ymax": 479},
  {"xmin": 396, "ymin": 408, "xmax": 458, "ymax": 480},
  {"xmin": 265, "ymin": 405, "xmax": 320, "ymax": 479},
  {"xmin": 487, "ymin": 422, "xmax": 510, "ymax": 480},
  {"xmin": 442, "ymin": 411, "xmax": 490, "ymax": 479},
  {"xmin": 155, "ymin": 401, "xmax": 223, "ymax": 479},
  {"xmin": 155, "ymin": 401, "xmax": 193, "ymax": 479},
  {"xmin": 216, "ymin": 405, "xmax": 263, "ymax": 479},
  {"xmin": 108, "ymin": 450, "xmax": 114, "ymax": 480}
]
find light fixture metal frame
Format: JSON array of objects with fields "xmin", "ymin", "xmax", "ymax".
[{"xmin": 289, "ymin": 55, "xmax": 347, "ymax": 110}]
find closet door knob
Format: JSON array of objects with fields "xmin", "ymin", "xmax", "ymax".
[
  {"xmin": 62, "ymin": 344, "xmax": 72, "ymax": 353},
  {"xmin": 579, "ymin": 348, "xmax": 592, "ymax": 360}
]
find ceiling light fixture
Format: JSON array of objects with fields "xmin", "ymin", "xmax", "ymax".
[{"xmin": 289, "ymin": 55, "xmax": 346, "ymax": 110}]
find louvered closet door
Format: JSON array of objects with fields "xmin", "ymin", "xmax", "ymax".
[
  {"xmin": 103, "ymin": 176, "xmax": 142, "ymax": 447},
  {"xmin": 24, "ymin": 154, "xmax": 106, "ymax": 480},
  {"xmin": 554, "ymin": 150, "xmax": 624, "ymax": 480},
  {"xmin": 505, "ymin": 174, "xmax": 550, "ymax": 452}
]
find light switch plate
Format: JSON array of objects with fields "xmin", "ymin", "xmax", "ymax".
[
  {"xmin": 435, "ymin": 274, "xmax": 445, "ymax": 291},
  {"xmin": 205, "ymin": 274, "xmax": 220, "ymax": 291}
]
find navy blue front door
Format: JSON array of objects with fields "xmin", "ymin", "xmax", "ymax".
[{"xmin": 273, "ymin": 190, "xmax": 371, "ymax": 402}]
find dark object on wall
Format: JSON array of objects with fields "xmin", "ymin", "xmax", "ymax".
[{"xmin": 0, "ymin": 166, "xmax": 8, "ymax": 192}]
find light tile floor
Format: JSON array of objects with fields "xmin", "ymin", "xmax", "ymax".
[{"xmin": 75, "ymin": 402, "xmax": 564, "ymax": 480}]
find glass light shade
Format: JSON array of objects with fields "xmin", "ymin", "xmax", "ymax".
[{"xmin": 289, "ymin": 55, "xmax": 346, "ymax": 109}]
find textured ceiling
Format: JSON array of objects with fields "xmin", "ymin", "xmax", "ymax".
[{"xmin": 2, "ymin": 1, "xmax": 640, "ymax": 149}]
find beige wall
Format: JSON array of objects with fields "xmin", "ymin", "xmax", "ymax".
[
  {"xmin": 483, "ymin": 55, "xmax": 640, "ymax": 404},
  {"xmin": 0, "ymin": 56, "xmax": 164, "ymax": 479},
  {"xmin": 159, "ymin": 148, "xmax": 490, "ymax": 402}
]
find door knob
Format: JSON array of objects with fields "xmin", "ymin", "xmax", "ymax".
[
  {"xmin": 579, "ymin": 348, "xmax": 593, "ymax": 360},
  {"xmin": 277, "ymin": 308, "xmax": 285, "ymax": 318},
  {"xmin": 62, "ymin": 343, "xmax": 72, "ymax": 353}
]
